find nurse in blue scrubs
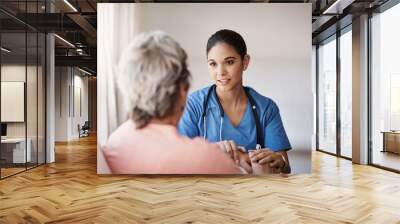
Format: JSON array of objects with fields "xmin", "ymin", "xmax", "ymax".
[{"xmin": 178, "ymin": 29, "xmax": 291, "ymax": 174}]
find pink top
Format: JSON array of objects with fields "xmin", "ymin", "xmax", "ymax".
[{"xmin": 102, "ymin": 120, "xmax": 241, "ymax": 174}]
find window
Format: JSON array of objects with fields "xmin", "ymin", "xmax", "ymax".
[
  {"xmin": 340, "ymin": 28, "xmax": 352, "ymax": 158},
  {"xmin": 371, "ymin": 2, "xmax": 400, "ymax": 171},
  {"xmin": 318, "ymin": 36, "xmax": 337, "ymax": 154},
  {"xmin": 0, "ymin": 1, "xmax": 46, "ymax": 179}
]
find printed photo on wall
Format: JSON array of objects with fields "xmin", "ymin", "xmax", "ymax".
[{"xmin": 97, "ymin": 3, "xmax": 313, "ymax": 175}]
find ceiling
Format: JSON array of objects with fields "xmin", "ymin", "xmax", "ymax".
[{"xmin": 0, "ymin": 0, "xmax": 391, "ymax": 75}]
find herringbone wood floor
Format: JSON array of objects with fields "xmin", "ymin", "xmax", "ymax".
[{"xmin": 1, "ymin": 135, "xmax": 400, "ymax": 223}]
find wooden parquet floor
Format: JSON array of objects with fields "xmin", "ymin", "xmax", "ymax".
[
  {"xmin": 1, "ymin": 167, "xmax": 26, "ymax": 178},
  {"xmin": 1, "ymin": 135, "xmax": 400, "ymax": 223}
]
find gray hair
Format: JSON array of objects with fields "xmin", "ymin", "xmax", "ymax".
[{"xmin": 116, "ymin": 31, "xmax": 191, "ymax": 129}]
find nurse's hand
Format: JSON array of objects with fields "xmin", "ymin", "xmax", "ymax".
[
  {"xmin": 249, "ymin": 149, "xmax": 290, "ymax": 173},
  {"xmin": 217, "ymin": 140, "xmax": 252, "ymax": 173}
]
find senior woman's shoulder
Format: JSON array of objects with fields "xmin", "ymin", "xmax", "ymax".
[
  {"xmin": 178, "ymin": 134, "xmax": 225, "ymax": 155},
  {"xmin": 178, "ymin": 135, "xmax": 241, "ymax": 173},
  {"xmin": 104, "ymin": 120, "xmax": 136, "ymax": 150}
]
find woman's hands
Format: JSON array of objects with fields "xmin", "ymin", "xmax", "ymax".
[
  {"xmin": 217, "ymin": 140, "xmax": 252, "ymax": 174},
  {"xmin": 249, "ymin": 149, "xmax": 290, "ymax": 174},
  {"xmin": 217, "ymin": 140, "xmax": 291, "ymax": 174}
]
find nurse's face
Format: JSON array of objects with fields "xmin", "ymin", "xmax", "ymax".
[{"xmin": 207, "ymin": 42, "xmax": 249, "ymax": 92}]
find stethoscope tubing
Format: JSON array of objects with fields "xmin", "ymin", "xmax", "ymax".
[{"xmin": 201, "ymin": 85, "xmax": 263, "ymax": 150}]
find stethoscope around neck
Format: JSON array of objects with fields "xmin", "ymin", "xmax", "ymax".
[{"xmin": 201, "ymin": 84, "xmax": 263, "ymax": 150}]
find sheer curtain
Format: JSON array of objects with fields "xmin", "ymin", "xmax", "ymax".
[{"xmin": 97, "ymin": 4, "xmax": 139, "ymax": 173}]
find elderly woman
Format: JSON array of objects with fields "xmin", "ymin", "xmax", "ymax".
[{"xmin": 102, "ymin": 31, "xmax": 241, "ymax": 174}]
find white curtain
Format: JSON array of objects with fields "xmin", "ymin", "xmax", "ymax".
[{"xmin": 97, "ymin": 4, "xmax": 138, "ymax": 173}]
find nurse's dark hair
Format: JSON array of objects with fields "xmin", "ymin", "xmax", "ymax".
[{"xmin": 206, "ymin": 29, "xmax": 247, "ymax": 59}]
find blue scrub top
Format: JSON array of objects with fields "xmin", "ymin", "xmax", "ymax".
[{"xmin": 178, "ymin": 85, "xmax": 292, "ymax": 152}]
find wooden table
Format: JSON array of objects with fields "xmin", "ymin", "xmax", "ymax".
[
  {"xmin": 0, "ymin": 138, "xmax": 32, "ymax": 164},
  {"xmin": 381, "ymin": 131, "xmax": 400, "ymax": 154}
]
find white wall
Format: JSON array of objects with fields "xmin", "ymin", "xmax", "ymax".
[
  {"xmin": 46, "ymin": 32, "xmax": 55, "ymax": 163},
  {"xmin": 312, "ymin": 45, "xmax": 317, "ymax": 151},
  {"xmin": 55, "ymin": 67, "xmax": 68, "ymax": 141},
  {"xmin": 1, "ymin": 65, "xmax": 40, "ymax": 137},
  {"xmin": 1, "ymin": 66, "xmax": 26, "ymax": 134},
  {"xmin": 98, "ymin": 3, "xmax": 312, "ymax": 174},
  {"xmin": 352, "ymin": 15, "xmax": 370, "ymax": 164},
  {"xmin": 72, "ymin": 73, "xmax": 89, "ymax": 138},
  {"xmin": 55, "ymin": 67, "xmax": 89, "ymax": 141},
  {"xmin": 1, "ymin": 64, "xmax": 46, "ymax": 164}
]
